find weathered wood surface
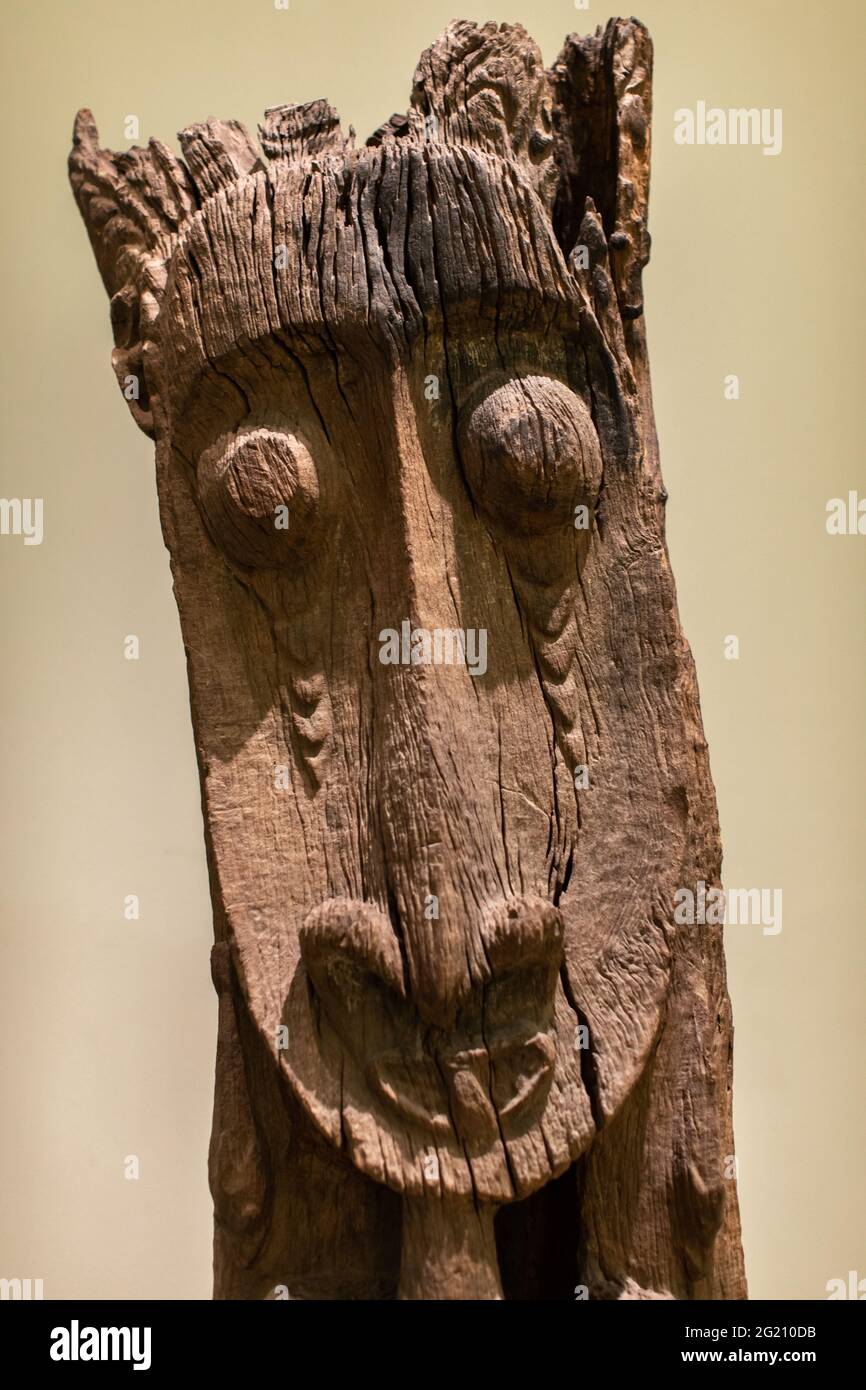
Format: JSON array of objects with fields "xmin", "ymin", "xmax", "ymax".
[{"xmin": 70, "ymin": 17, "xmax": 746, "ymax": 1300}]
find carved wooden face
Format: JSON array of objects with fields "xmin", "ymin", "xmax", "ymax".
[
  {"xmin": 71, "ymin": 20, "xmax": 686, "ymax": 1220},
  {"xmin": 160, "ymin": 148, "xmax": 605, "ymax": 1202}
]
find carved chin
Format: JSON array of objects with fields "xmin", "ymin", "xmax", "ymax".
[{"xmin": 282, "ymin": 966, "xmax": 594, "ymax": 1204}]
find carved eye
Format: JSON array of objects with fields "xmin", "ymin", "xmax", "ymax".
[
  {"xmin": 458, "ymin": 376, "xmax": 602, "ymax": 534},
  {"xmin": 196, "ymin": 427, "xmax": 320, "ymax": 569}
]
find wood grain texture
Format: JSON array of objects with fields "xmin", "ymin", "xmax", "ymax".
[{"xmin": 70, "ymin": 17, "xmax": 746, "ymax": 1301}]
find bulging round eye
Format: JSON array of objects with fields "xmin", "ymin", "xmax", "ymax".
[
  {"xmin": 458, "ymin": 376, "xmax": 602, "ymax": 534},
  {"xmin": 197, "ymin": 427, "xmax": 320, "ymax": 569}
]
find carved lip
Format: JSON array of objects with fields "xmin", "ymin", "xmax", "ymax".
[{"xmin": 367, "ymin": 1028, "xmax": 556, "ymax": 1143}]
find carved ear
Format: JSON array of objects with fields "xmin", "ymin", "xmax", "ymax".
[{"xmin": 69, "ymin": 109, "xmax": 198, "ymax": 436}]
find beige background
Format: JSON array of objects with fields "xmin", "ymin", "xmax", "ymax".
[{"xmin": 1, "ymin": 0, "xmax": 863, "ymax": 1300}]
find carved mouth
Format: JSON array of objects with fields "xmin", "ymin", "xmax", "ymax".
[
  {"xmin": 368, "ymin": 1028, "xmax": 556, "ymax": 1143},
  {"xmin": 294, "ymin": 895, "xmax": 572, "ymax": 1175},
  {"xmin": 284, "ymin": 920, "xmax": 595, "ymax": 1201}
]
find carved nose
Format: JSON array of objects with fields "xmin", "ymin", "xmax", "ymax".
[
  {"xmin": 299, "ymin": 894, "xmax": 564, "ymax": 1031},
  {"xmin": 299, "ymin": 898, "xmax": 407, "ymax": 1003},
  {"xmin": 362, "ymin": 376, "xmax": 566, "ymax": 1027}
]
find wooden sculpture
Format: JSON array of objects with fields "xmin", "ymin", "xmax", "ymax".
[{"xmin": 70, "ymin": 17, "xmax": 747, "ymax": 1300}]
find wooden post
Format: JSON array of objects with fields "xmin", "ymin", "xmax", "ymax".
[{"xmin": 70, "ymin": 17, "xmax": 746, "ymax": 1300}]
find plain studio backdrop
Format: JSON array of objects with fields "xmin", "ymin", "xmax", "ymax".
[{"xmin": 0, "ymin": 0, "xmax": 863, "ymax": 1300}]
